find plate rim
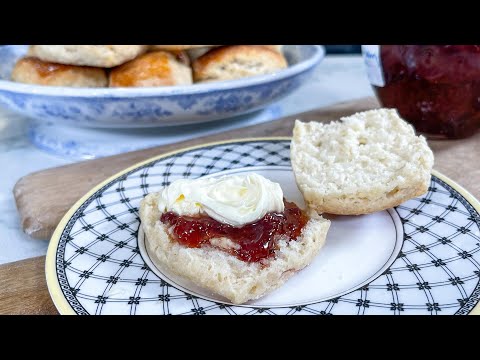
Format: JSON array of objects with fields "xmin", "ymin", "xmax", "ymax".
[
  {"xmin": 0, "ymin": 45, "xmax": 324, "ymax": 98},
  {"xmin": 45, "ymin": 136, "xmax": 480, "ymax": 315}
]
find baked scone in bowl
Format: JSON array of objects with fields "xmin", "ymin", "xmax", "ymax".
[{"xmin": 0, "ymin": 45, "xmax": 324, "ymax": 127}]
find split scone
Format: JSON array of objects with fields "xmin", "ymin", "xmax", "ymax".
[
  {"xmin": 140, "ymin": 173, "xmax": 330, "ymax": 304},
  {"xmin": 291, "ymin": 109, "xmax": 435, "ymax": 215},
  {"xmin": 28, "ymin": 45, "xmax": 147, "ymax": 68},
  {"xmin": 11, "ymin": 57, "xmax": 108, "ymax": 87}
]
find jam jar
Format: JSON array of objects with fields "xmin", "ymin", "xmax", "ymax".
[{"xmin": 362, "ymin": 45, "xmax": 480, "ymax": 139}]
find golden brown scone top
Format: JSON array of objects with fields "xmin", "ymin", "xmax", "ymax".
[
  {"xmin": 15, "ymin": 57, "xmax": 83, "ymax": 77},
  {"xmin": 109, "ymin": 51, "xmax": 192, "ymax": 87},
  {"xmin": 11, "ymin": 57, "xmax": 108, "ymax": 87}
]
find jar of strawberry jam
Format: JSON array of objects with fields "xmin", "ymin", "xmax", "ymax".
[{"xmin": 362, "ymin": 45, "xmax": 480, "ymax": 139}]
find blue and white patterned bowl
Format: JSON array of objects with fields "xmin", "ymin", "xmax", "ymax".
[{"xmin": 0, "ymin": 45, "xmax": 324, "ymax": 128}]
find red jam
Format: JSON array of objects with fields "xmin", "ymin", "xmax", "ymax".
[
  {"xmin": 160, "ymin": 200, "xmax": 308, "ymax": 263},
  {"xmin": 375, "ymin": 45, "xmax": 480, "ymax": 139}
]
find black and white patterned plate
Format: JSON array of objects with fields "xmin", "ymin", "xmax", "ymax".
[{"xmin": 46, "ymin": 138, "xmax": 480, "ymax": 315}]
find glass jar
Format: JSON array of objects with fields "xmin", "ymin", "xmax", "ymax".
[{"xmin": 362, "ymin": 45, "xmax": 480, "ymax": 139}]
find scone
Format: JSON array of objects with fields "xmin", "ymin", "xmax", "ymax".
[
  {"xmin": 192, "ymin": 45, "xmax": 288, "ymax": 83},
  {"xmin": 187, "ymin": 46, "xmax": 282, "ymax": 62},
  {"xmin": 28, "ymin": 45, "xmax": 147, "ymax": 68},
  {"xmin": 291, "ymin": 109, "xmax": 435, "ymax": 215},
  {"xmin": 139, "ymin": 173, "xmax": 330, "ymax": 304},
  {"xmin": 262, "ymin": 45, "xmax": 284, "ymax": 53},
  {"xmin": 186, "ymin": 46, "xmax": 218, "ymax": 61},
  {"xmin": 109, "ymin": 50, "xmax": 192, "ymax": 87},
  {"xmin": 150, "ymin": 45, "xmax": 215, "ymax": 51},
  {"xmin": 11, "ymin": 57, "xmax": 108, "ymax": 87}
]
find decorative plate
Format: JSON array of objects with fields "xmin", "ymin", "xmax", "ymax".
[
  {"xmin": 0, "ymin": 45, "xmax": 324, "ymax": 128},
  {"xmin": 46, "ymin": 138, "xmax": 480, "ymax": 315}
]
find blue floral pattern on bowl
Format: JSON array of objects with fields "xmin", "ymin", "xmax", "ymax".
[{"xmin": 0, "ymin": 45, "xmax": 324, "ymax": 128}]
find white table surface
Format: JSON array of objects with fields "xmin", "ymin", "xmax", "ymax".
[{"xmin": 0, "ymin": 55, "xmax": 374, "ymax": 265}]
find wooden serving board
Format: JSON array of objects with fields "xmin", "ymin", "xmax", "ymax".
[{"xmin": 4, "ymin": 96, "xmax": 480, "ymax": 315}]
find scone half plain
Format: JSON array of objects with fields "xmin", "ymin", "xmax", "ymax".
[
  {"xmin": 140, "ymin": 192, "xmax": 330, "ymax": 305},
  {"xmin": 291, "ymin": 109, "xmax": 435, "ymax": 215}
]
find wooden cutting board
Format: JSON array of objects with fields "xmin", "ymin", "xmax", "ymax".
[{"xmin": 5, "ymin": 96, "xmax": 480, "ymax": 315}]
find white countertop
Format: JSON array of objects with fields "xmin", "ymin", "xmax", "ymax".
[{"xmin": 0, "ymin": 55, "xmax": 374, "ymax": 265}]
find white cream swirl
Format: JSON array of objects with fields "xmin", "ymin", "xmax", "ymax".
[{"xmin": 157, "ymin": 173, "xmax": 284, "ymax": 226}]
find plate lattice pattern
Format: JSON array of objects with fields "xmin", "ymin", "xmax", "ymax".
[{"xmin": 55, "ymin": 140, "xmax": 480, "ymax": 315}]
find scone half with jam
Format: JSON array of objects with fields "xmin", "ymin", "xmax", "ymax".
[{"xmin": 139, "ymin": 173, "xmax": 330, "ymax": 305}]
